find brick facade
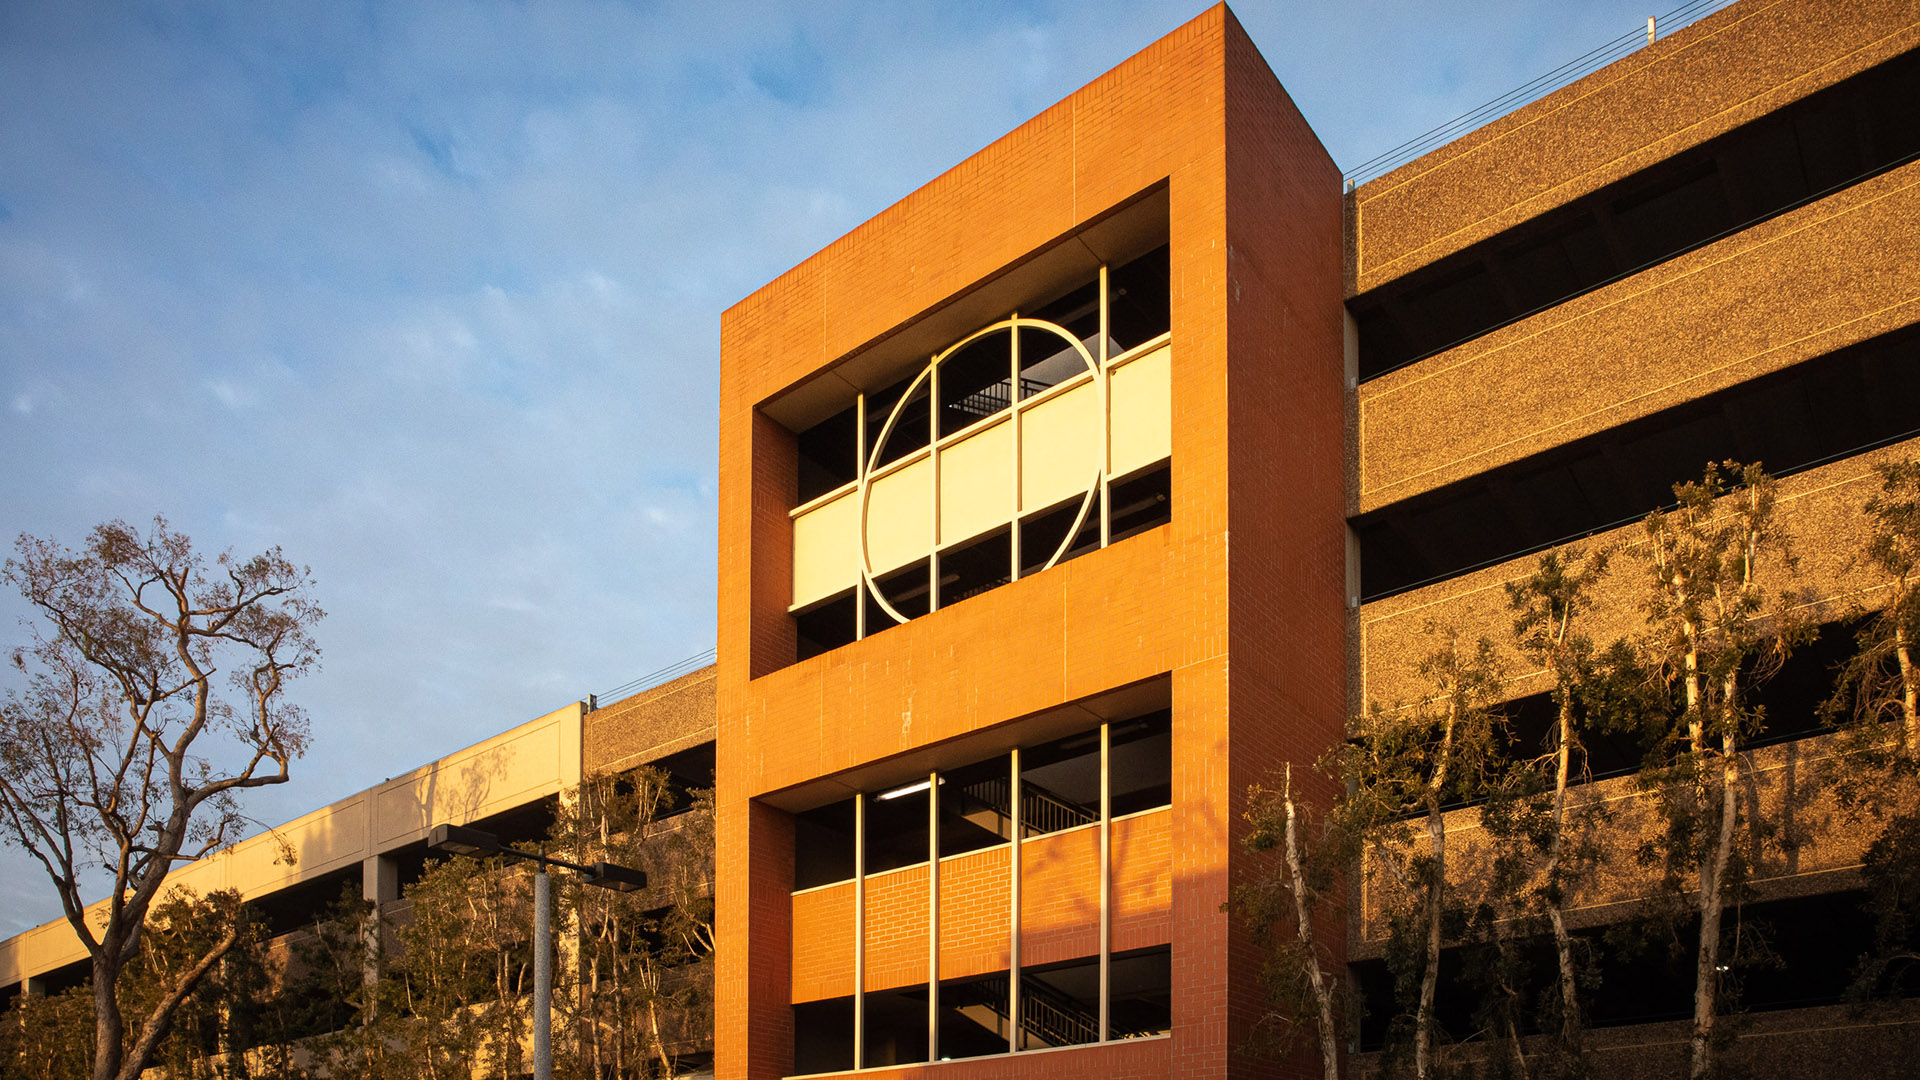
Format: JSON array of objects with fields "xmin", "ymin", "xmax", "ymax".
[{"xmin": 716, "ymin": 6, "xmax": 1343, "ymax": 1079}]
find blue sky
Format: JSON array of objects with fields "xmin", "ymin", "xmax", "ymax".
[{"xmin": 0, "ymin": 0, "xmax": 1726, "ymax": 934}]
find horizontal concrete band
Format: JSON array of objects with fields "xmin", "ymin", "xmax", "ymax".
[
  {"xmin": 1347, "ymin": 731, "xmax": 1888, "ymax": 956},
  {"xmin": 1356, "ymin": 157, "xmax": 1920, "ymax": 516}
]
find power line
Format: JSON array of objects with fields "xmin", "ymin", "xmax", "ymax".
[
  {"xmin": 1343, "ymin": 0, "xmax": 1738, "ymax": 188},
  {"xmin": 592, "ymin": 646, "xmax": 717, "ymax": 707}
]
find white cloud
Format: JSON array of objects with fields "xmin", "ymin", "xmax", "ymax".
[{"xmin": 0, "ymin": 0, "xmax": 1691, "ymax": 935}]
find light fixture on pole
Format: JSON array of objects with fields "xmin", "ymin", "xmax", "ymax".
[{"xmin": 426, "ymin": 822, "xmax": 647, "ymax": 1080}]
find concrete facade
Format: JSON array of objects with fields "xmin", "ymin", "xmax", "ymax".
[{"xmin": 0, "ymin": 673, "xmax": 716, "ymax": 1023}]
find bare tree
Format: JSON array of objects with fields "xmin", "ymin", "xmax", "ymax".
[
  {"xmin": 1237, "ymin": 762, "xmax": 1351, "ymax": 1080},
  {"xmin": 1632, "ymin": 463, "xmax": 1809, "ymax": 1080},
  {"xmin": 0, "ymin": 517, "xmax": 320, "ymax": 1080}
]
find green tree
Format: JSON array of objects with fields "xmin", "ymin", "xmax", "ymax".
[
  {"xmin": 0, "ymin": 518, "xmax": 321, "ymax": 1080},
  {"xmin": 1822, "ymin": 460, "xmax": 1920, "ymax": 1003},
  {"xmin": 268, "ymin": 887, "xmax": 393, "ymax": 1079},
  {"xmin": 550, "ymin": 768, "xmax": 714, "ymax": 1079},
  {"xmin": 0, "ymin": 887, "xmax": 276, "ymax": 1080},
  {"xmin": 1335, "ymin": 628, "xmax": 1507, "ymax": 1080},
  {"xmin": 0, "ymin": 984, "xmax": 94, "ymax": 1080},
  {"xmin": 1630, "ymin": 462, "xmax": 1811, "ymax": 1079},
  {"xmin": 1500, "ymin": 545, "xmax": 1612, "ymax": 1065},
  {"xmin": 385, "ymin": 854, "xmax": 532, "ymax": 1080}
]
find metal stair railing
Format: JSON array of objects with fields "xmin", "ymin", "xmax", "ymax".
[
  {"xmin": 956, "ymin": 972, "xmax": 1100, "ymax": 1049},
  {"xmin": 1019, "ymin": 779, "xmax": 1096, "ymax": 835}
]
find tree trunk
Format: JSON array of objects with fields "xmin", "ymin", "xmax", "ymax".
[
  {"xmin": 1547, "ymin": 696, "xmax": 1581, "ymax": 1049},
  {"xmin": 1282, "ymin": 765, "xmax": 1340, "ymax": 1080},
  {"xmin": 92, "ymin": 954, "xmax": 123, "ymax": 1080},
  {"xmin": 1691, "ymin": 708, "xmax": 1741, "ymax": 1079},
  {"xmin": 1505, "ymin": 1003, "xmax": 1530, "ymax": 1080},
  {"xmin": 1895, "ymin": 616, "xmax": 1917, "ymax": 754},
  {"xmin": 1416, "ymin": 797, "xmax": 1445, "ymax": 1080},
  {"xmin": 113, "ymin": 920, "xmax": 241, "ymax": 1080},
  {"xmin": 1415, "ymin": 695, "xmax": 1460, "ymax": 1080}
]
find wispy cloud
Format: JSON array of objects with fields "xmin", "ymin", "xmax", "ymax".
[{"xmin": 0, "ymin": 0, "xmax": 1676, "ymax": 935}]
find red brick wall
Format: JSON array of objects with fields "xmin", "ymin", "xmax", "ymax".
[
  {"xmin": 863, "ymin": 866, "xmax": 930, "ymax": 992},
  {"xmin": 1020, "ymin": 826, "xmax": 1101, "ymax": 968},
  {"xmin": 1113, "ymin": 808, "xmax": 1173, "ymax": 952},
  {"xmin": 1218, "ymin": 12, "xmax": 1348, "ymax": 1078},
  {"xmin": 790, "ymin": 882, "xmax": 852, "ymax": 1002},
  {"xmin": 716, "ymin": 6, "xmax": 1344, "ymax": 1079},
  {"xmin": 936, "ymin": 846, "xmax": 1012, "ymax": 980}
]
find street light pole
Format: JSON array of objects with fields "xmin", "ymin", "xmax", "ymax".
[
  {"xmin": 426, "ymin": 823, "xmax": 646, "ymax": 1080},
  {"xmin": 533, "ymin": 868, "xmax": 552, "ymax": 1080}
]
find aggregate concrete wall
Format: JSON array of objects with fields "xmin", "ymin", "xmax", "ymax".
[{"xmin": 1349, "ymin": 0, "xmax": 1920, "ymax": 295}]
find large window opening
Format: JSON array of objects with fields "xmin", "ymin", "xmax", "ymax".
[
  {"xmin": 790, "ymin": 712, "xmax": 1171, "ymax": 888},
  {"xmin": 792, "ymin": 996, "xmax": 855, "ymax": 1075},
  {"xmin": 784, "ymin": 234, "xmax": 1173, "ymax": 664},
  {"xmin": 1016, "ymin": 493, "xmax": 1104, "ymax": 580},
  {"xmin": 1108, "ymin": 711, "xmax": 1173, "ymax": 817},
  {"xmin": 862, "ymin": 985, "xmax": 931, "ymax": 1067},
  {"xmin": 643, "ymin": 740, "xmax": 716, "ymax": 820},
  {"xmin": 1108, "ymin": 946, "xmax": 1173, "ymax": 1039},
  {"xmin": 939, "ymin": 756, "xmax": 1014, "ymax": 858},
  {"xmin": 1349, "ymin": 46, "xmax": 1920, "ymax": 381},
  {"xmin": 1350, "ymin": 890, "xmax": 1893, "ymax": 1053},
  {"xmin": 1016, "ymin": 956, "xmax": 1102, "ymax": 1050},
  {"xmin": 1353, "ymin": 323, "xmax": 1920, "ymax": 601},
  {"xmin": 1108, "ymin": 463, "xmax": 1171, "ymax": 546},
  {"xmin": 865, "ymin": 779, "xmax": 931, "ymax": 875},
  {"xmin": 1020, "ymin": 729, "xmax": 1102, "ymax": 838},
  {"xmin": 787, "ymin": 707, "xmax": 1175, "ymax": 1068},
  {"xmin": 794, "ymin": 799, "xmax": 856, "ymax": 891},
  {"xmin": 936, "ymin": 970, "xmax": 1017, "ymax": 1060}
]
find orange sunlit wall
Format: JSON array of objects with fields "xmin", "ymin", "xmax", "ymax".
[{"xmin": 715, "ymin": 5, "xmax": 1346, "ymax": 1079}]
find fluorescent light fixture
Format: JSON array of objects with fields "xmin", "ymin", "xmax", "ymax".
[{"xmin": 876, "ymin": 779, "xmax": 932, "ymax": 800}]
